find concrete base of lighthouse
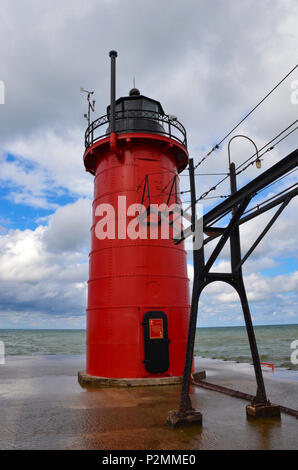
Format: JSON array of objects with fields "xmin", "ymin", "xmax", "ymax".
[
  {"xmin": 78, "ymin": 369, "xmax": 207, "ymax": 388},
  {"xmin": 78, "ymin": 371, "xmax": 182, "ymax": 388}
]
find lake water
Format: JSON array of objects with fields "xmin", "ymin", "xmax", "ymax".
[{"xmin": 0, "ymin": 324, "xmax": 297, "ymax": 370}]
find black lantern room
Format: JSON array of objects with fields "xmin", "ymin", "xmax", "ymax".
[{"xmin": 106, "ymin": 88, "xmax": 166, "ymax": 135}]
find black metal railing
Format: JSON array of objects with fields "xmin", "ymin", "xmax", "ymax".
[{"xmin": 84, "ymin": 109, "xmax": 187, "ymax": 149}]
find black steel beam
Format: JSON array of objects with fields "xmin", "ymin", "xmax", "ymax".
[
  {"xmin": 204, "ymin": 196, "xmax": 251, "ymax": 273},
  {"xmin": 178, "ymin": 158, "xmax": 200, "ymax": 414},
  {"xmin": 234, "ymin": 197, "xmax": 291, "ymax": 271},
  {"xmin": 204, "ymin": 227, "xmax": 225, "ymax": 233},
  {"xmin": 206, "ymin": 272, "xmax": 233, "ymax": 280},
  {"xmin": 177, "ymin": 149, "xmax": 298, "ymax": 244},
  {"xmin": 238, "ymin": 186, "xmax": 298, "ymax": 226},
  {"xmin": 204, "ymin": 148, "xmax": 297, "ymax": 226},
  {"xmin": 193, "ymin": 379, "xmax": 298, "ymax": 419},
  {"xmin": 204, "ymin": 186, "xmax": 298, "ymax": 245}
]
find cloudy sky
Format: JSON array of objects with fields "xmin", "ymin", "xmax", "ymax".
[{"xmin": 0, "ymin": 0, "xmax": 297, "ymax": 328}]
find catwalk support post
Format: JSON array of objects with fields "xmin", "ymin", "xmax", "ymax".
[
  {"xmin": 167, "ymin": 158, "xmax": 203, "ymax": 426},
  {"xmin": 229, "ymin": 163, "xmax": 267, "ymax": 406}
]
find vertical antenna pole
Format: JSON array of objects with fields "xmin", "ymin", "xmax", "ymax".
[
  {"xmin": 109, "ymin": 50, "xmax": 118, "ymax": 133},
  {"xmin": 87, "ymin": 93, "xmax": 91, "ymax": 127}
]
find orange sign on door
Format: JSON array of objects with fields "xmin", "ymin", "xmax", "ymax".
[{"xmin": 149, "ymin": 318, "xmax": 164, "ymax": 339}]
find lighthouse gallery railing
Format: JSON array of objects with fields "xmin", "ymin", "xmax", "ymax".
[{"xmin": 85, "ymin": 109, "xmax": 187, "ymax": 149}]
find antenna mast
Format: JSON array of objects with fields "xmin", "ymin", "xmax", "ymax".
[{"xmin": 80, "ymin": 87, "xmax": 95, "ymax": 127}]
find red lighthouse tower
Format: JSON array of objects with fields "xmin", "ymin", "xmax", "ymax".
[{"xmin": 79, "ymin": 52, "xmax": 190, "ymax": 385}]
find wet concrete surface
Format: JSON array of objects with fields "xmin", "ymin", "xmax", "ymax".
[{"xmin": 0, "ymin": 355, "xmax": 297, "ymax": 450}]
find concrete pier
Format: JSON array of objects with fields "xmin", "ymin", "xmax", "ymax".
[{"xmin": 0, "ymin": 355, "xmax": 297, "ymax": 450}]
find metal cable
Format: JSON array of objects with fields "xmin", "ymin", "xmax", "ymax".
[
  {"xmin": 194, "ymin": 64, "xmax": 298, "ymax": 169},
  {"xmin": 236, "ymin": 121, "xmax": 298, "ymax": 173},
  {"xmin": 195, "ymin": 121, "xmax": 298, "ymax": 203}
]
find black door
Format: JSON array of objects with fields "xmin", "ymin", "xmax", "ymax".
[{"xmin": 142, "ymin": 311, "xmax": 170, "ymax": 373}]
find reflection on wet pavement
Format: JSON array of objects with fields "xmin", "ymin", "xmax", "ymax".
[{"xmin": 0, "ymin": 355, "xmax": 297, "ymax": 450}]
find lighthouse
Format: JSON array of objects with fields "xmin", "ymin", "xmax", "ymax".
[{"xmin": 79, "ymin": 51, "xmax": 190, "ymax": 385}]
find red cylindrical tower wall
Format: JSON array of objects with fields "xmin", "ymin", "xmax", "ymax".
[{"xmin": 84, "ymin": 133, "xmax": 190, "ymax": 378}]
